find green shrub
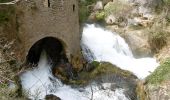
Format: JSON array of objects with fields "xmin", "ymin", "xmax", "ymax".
[
  {"xmin": 95, "ymin": 11, "xmax": 105, "ymax": 20},
  {"xmin": 79, "ymin": 0, "xmax": 100, "ymax": 23},
  {"xmin": 104, "ymin": 1, "xmax": 131, "ymax": 17},
  {"xmin": 148, "ymin": 15, "xmax": 168, "ymax": 53},
  {"xmin": 148, "ymin": 30, "xmax": 167, "ymax": 53},
  {"xmin": 163, "ymin": 0, "xmax": 170, "ymax": 5},
  {"xmin": 146, "ymin": 58, "xmax": 170, "ymax": 85}
]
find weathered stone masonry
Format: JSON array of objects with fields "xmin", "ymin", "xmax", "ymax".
[{"xmin": 14, "ymin": 0, "xmax": 80, "ymax": 63}]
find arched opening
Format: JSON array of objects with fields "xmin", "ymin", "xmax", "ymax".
[
  {"xmin": 26, "ymin": 37, "xmax": 68, "ymax": 66},
  {"xmin": 26, "ymin": 37, "xmax": 77, "ymax": 81}
]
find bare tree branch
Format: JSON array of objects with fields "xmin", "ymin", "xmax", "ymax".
[{"xmin": 90, "ymin": 85, "xmax": 93, "ymax": 100}]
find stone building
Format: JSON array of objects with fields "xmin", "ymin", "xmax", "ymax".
[{"xmin": 11, "ymin": 0, "xmax": 80, "ymax": 64}]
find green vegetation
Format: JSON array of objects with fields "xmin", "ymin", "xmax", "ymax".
[
  {"xmin": 104, "ymin": 1, "xmax": 131, "ymax": 17},
  {"xmin": 70, "ymin": 61, "xmax": 136, "ymax": 85},
  {"xmin": 146, "ymin": 58, "xmax": 170, "ymax": 85},
  {"xmin": 0, "ymin": 11, "xmax": 9, "ymax": 24},
  {"xmin": 148, "ymin": 11, "xmax": 169, "ymax": 53},
  {"xmin": 95, "ymin": 11, "xmax": 105, "ymax": 20},
  {"xmin": 0, "ymin": 6, "xmax": 15, "ymax": 25},
  {"xmin": 148, "ymin": 30, "xmax": 168, "ymax": 53},
  {"xmin": 163, "ymin": 0, "xmax": 170, "ymax": 5},
  {"xmin": 79, "ymin": 0, "xmax": 97, "ymax": 23}
]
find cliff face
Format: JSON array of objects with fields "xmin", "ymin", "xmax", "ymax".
[{"xmin": 14, "ymin": 0, "xmax": 80, "ymax": 62}]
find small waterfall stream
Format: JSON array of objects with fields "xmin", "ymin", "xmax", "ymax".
[{"xmin": 20, "ymin": 24, "xmax": 159, "ymax": 99}]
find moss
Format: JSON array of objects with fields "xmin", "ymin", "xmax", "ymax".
[
  {"xmin": 95, "ymin": 11, "xmax": 105, "ymax": 21},
  {"xmin": 146, "ymin": 58, "xmax": 170, "ymax": 85},
  {"xmin": 75, "ymin": 61, "xmax": 136, "ymax": 85}
]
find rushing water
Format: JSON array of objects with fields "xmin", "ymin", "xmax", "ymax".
[
  {"xmin": 81, "ymin": 24, "xmax": 159, "ymax": 79},
  {"xmin": 20, "ymin": 51, "xmax": 129, "ymax": 100},
  {"xmin": 20, "ymin": 24, "xmax": 159, "ymax": 99}
]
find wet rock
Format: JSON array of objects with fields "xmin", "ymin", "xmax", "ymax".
[
  {"xmin": 45, "ymin": 94, "xmax": 61, "ymax": 100},
  {"xmin": 79, "ymin": 61, "xmax": 137, "ymax": 85},
  {"xmin": 94, "ymin": 74, "xmax": 138, "ymax": 100}
]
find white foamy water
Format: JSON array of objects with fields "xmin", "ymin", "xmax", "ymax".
[
  {"xmin": 81, "ymin": 24, "xmax": 159, "ymax": 79},
  {"xmin": 20, "ymin": 51, "xmax": 129, "ymax": 100}
]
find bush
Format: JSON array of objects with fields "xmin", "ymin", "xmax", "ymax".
[
  {"xmin": 148, "ymin": 12, "xmax": 169, "ymax": 53},
  {"xmin": 148, "ymin": 31, "xmax": 167, "ymax": 53},
  {"xmin": 163, "ymin": 0, "xmax": 170, "ymax": 5},
  {"xmin": 146, "ymin": 58, "xmax": 170, "ymax": 84},
  {"xmin": 95, "ymin": 11, "xmax": 105, "ymax": 20},
  {"xmin": 104, "ymin": 1, "xmax": 132, "ymax": 17},
  {"xmin": 79, "ymin": 0, "xmax": 98, "ymax": 23}
]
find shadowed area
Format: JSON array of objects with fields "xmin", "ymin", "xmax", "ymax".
[{"xmin": 26, "ymin": 37, "xmax": 68, "ymax": 65}]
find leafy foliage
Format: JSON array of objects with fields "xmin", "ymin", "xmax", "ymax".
[
  {"xmin": 104, "ymin": 1, "xmax": 131, "ymax": 17},
  {"xmin": 146, "ymin": 58, "xmax": 170, "ymax": 84},
  {"xmin": 95, "ymin": 11, "xmax": 105, "ymax": 20},
  {"xmin": 79, "ymin": 0, "xmax": 97, "ymax": 23}
]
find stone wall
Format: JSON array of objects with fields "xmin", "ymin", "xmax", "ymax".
[{"xmin": 14, "ymin": 0, "xmax": 80, "ymax": 62}]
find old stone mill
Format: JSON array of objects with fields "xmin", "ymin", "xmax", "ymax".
[
  {"xmin": 1, "ymin": 0, "xmax": 80, "ymax": 65},
  {"xmin": 0, "ymin": 0, "xmax": 161, "ymax": 100}
]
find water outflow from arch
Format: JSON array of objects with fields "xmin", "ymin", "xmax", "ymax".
[{"xmin": 81, "ymin": 24, "xmax": 159, "ymax": 79}]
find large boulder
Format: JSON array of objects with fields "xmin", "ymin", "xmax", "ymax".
[
  {"xmin": 123, "ymin": 30, "xmax": 152, "ymax": 58},
  {"xmin": 93, "ymin": 1, "xmax": 103, "ymax": 11}
]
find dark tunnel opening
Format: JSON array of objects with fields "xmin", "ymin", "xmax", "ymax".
[
  {"xmin": 27, "ymin": 37, "xmax": 68, "ymax": 66},
  {"xmin": 26, "ymin": 37, "xmax": 77, "ymax": 81}
]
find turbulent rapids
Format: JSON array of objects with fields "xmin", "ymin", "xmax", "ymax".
[
  {"xmin": 20, "ymin": 51, "xmax": 129, "ymax": 100},
  {"xmin": 81, "ymin": 24, "xmax": 159, "ymax": 79},
  {"xmin": 20, "ymin": 24, "xmax": 159, "ymax": 99}
]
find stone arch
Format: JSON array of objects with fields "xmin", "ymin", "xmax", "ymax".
[{"xmin": 26, "ymin": 37, "xmax": 68, "ymax": 65}]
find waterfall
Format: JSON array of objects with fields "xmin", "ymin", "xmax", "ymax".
[
  {"xmin": 20, "ymin": 51, "xmax": 129, "ymax": 100},
  {"xmin": 20, "ymin": 24, "xmax": 159, "ymax": 99},
  {"xmin": 81, "ymin": 24, "xmax": 159, "ymax": 79}
]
